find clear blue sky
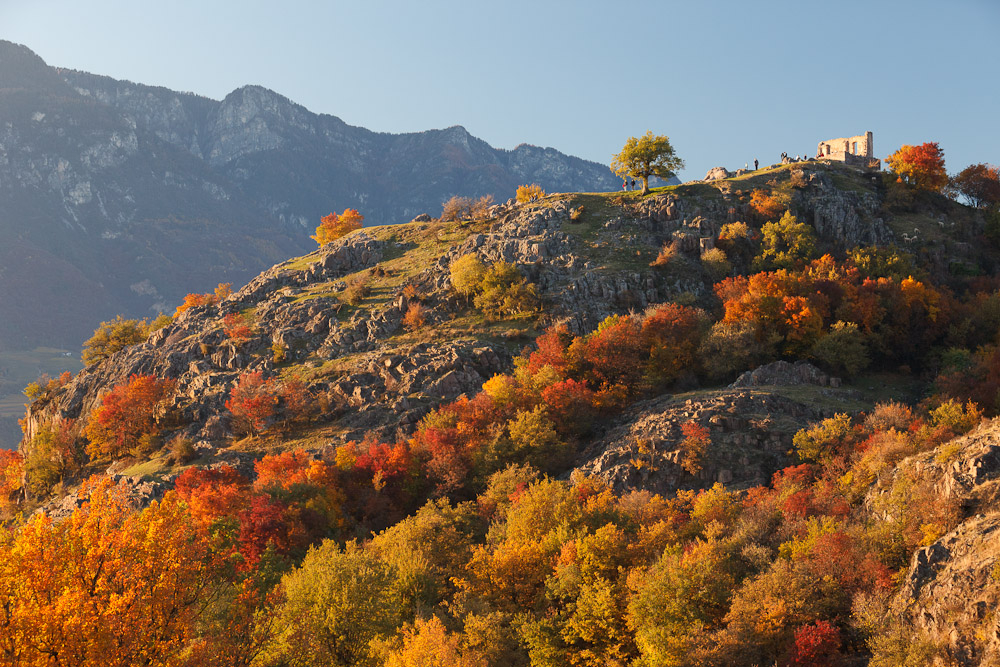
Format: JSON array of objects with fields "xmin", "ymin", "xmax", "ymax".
[{"xmin": 2, "ymin": 0, "xmax": 997, "ymax": 181}]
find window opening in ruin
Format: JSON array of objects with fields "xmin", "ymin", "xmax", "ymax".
[{"xmin": 852, "ymin": 141, "xmax": 858, "ymax": 154}]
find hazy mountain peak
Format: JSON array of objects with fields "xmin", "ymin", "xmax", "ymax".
[{"xmin": 0, "ymin": 40, "xmax": 72, "ymax": 93}]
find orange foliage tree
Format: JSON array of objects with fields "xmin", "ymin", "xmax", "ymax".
[
  {"xmin": 749, "ymin": 188, "xmax": 786, "ymax": 222},
  {"xmin": 0, "ymin": 450, "xmax": 24, "ymax": 514},
  {"xmin": 0, "ymin": 477, "xmax": 217, "ymax": 667},
  {"xmin": 311, "ymin": 208, "xmax": 364, "ymax": 245},
  {"xmin": 175, "ymin": 282, "xmax": 233, "ymax": 316},
  {"xmin": 174, "ymin": 464, "xmax": 252, "ymax": 531},
  {"xmin": 85, "ymin": 374, "xmax": 176, "ymax": 458},
  {"xmin": 886, "ymin": 142, "xmax": 947, "ymax": 192}
]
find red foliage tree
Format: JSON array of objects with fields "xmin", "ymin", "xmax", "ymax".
[
  {"xmin": 226, "ymin": 372, "xmax": 277, "ymax": 435},
  {"xmin": 641, "ymin": 303, "xmax": 706, "ymax": 385},
  {"xmin": 278, "ymin": 377, "xmax": 313, "ymax": 424},
  {"xmin": 540, "ymin": 378, "xmax": 597, "ymax": 437},
  {"xmin": 951, "ymin": 163, "xmax": 1000, "ymax": 208},
  {"xmin": 568, "ymin": 316, "xmax": 646, "ymax": 392},
  {"xmin": 785, "ymin": 620, "xmax": 841, "ymax": 666},
  {"xmin": 222, "ymin": 312, "xmax": 255, "ymax": 342},
  {"xmin": 174, "ymin": 465, "xmax": 252, "ymax": 531},
  {"xmin": 85, "ymin": 374, "xmax": 176, "ymax": 458},
  {"xmin": 238, "ymin": 495, "xmax": 296, "ymax": 567},
  {"xmin": 526, "ymin": 325, "xmax": 572, "ymax": 376}
]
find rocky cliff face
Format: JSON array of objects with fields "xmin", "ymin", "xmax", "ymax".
[
  {"xmin": 884, "ymin": 420, "xmax": 1000, "ymax": 665},
  {"xmin": 574, "ymin": 361, "xmax": 855, "ymax": 494}
]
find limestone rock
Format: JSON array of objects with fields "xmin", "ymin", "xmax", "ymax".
[
  {"xmin": 573, "ymin": 385, "xmax": 853, "ymax": 495},
  {"xmin": 729, "ymin": 360, "xmax": 836, "ymax": 388},
  {"xmin": 704, "ymin": 166, "xmax": 730, "ymax": 181}
]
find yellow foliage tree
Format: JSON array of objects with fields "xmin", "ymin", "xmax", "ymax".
[
  {"xmin": 516, "ymin": 183, "xmax": 546, "ymax": 204},
  {"xmin": 449, "ymin": 254, "xmax": 487, "ymax": 297},
  {"xmin": 611, "ymin": 131, "xmax": 684, "ymax": 195}
]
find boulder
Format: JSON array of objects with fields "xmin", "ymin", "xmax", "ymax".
[
  {"xmin": 704, "ymin": 166, "xmax": 731, "ymax": 181},
  {"xmin": 729, "ymin": 360, "xmax": 833, "ymax": 388}
]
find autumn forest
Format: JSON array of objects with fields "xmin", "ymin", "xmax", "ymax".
[{"xmin": 3, "ymin": 141, "xmax": 1000, "ymax": 667}]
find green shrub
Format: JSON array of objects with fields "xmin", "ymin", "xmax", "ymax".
[
  {"xmin": 809, "ymin": 321, "xmax": 870, "ymax": 378},
  {"xmin": 473, "ymin": 262, "xmax": 539, "ymax": 319},
  {"xmin": 753, "ymin": 212, "xmax": 817, "ymax": 270}
]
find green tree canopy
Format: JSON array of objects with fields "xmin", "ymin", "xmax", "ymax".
[
  {"xmin": 611, "ymin": 131, "xmax": 684, "ymax": 195},
  {"xmin": 753, "ymin": 212, "xmax": 817, "ymax": 270}
]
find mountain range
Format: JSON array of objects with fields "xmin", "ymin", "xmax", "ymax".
[{"xmin": 0, "ymin": 40, "xmax": 621, "ymax": 353}]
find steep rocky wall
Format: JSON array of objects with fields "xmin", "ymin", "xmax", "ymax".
[{"xmin": 886, "ymin": 420, "xmax": 1000, "ymax": 664}]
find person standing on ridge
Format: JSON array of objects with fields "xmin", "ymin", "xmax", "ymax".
[{"xmin": 754, "ymin": 158, "xmax": 758, "ymax": 170}]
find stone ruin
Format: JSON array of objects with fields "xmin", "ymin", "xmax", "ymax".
[{"xmin": 817, "ymin": 131, "xmax": 880, "ymax": 168}]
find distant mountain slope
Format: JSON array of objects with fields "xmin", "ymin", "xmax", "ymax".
[
  {"xmin": 0, "ymin": 40, "xmax": 620, "ymax": 352},
  {"xmin": 60, "ymin": 74, "xmax": 623, "ymax": 224}
]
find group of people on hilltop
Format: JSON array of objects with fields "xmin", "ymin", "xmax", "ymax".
[{"xmin": 621, "ymin": 178, "xmax": 637, "ymax": 191}]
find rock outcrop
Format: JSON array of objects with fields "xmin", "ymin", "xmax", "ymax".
[
  {"xmin": 704, "ymin": 166, "xmax": 731, "ymax": 181},
  {"xmin": 886, "ymin": 420, "xmax": 1000, "ymax": 664},
  {"xmin": 730, "ymin": 360, "xmax": 840, "ymax": 388},
  {"xmin": 574, "ymin": 382, "xmax": 857, "ymax": 495}
]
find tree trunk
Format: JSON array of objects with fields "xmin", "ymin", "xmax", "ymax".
[{"xmin": 641, "ymin": 176, "xmax": 650, "ymax": 195}]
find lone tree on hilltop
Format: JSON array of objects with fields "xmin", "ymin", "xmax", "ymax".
[
  {"xmin": 611, "ymin": 131, "xmax": 684, "ymax": 195},
  {"xmin": 312, "ymin": 208, "xmax": 364, "ymax": 246},
  {"xmin": 950, "ymin": 163, "xmax": 1000, "ymax": 209}
]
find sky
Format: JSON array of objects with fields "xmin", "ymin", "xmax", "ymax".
[{"xmin": 1, "ymin": 0, "xmax": 998, "ymax": 181}]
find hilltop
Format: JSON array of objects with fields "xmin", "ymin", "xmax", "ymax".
[
  {"xmin": 9, "ymin": 159, "xmax": 1000, "ymax": 665},
  {"xmin": 14, "ymin": 158, "xmax": 987, "ymax": 504},
  {"xmin": 21, "ymin": 159, "xmax": 991, "ymax": 483}
]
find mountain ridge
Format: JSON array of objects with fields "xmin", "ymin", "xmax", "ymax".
[{"xmin": 0, "ymin": 40, "xmax": 620, "ymax": 348}]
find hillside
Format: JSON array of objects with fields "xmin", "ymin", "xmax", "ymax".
[{"xmin": 7, "ymin": 160, "xmax": 1000, "ymax": 665}]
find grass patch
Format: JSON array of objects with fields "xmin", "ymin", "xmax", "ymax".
[
  {"xmin": 846, "ymin": 371, "xmax": 925, "ymax": 407},
  {"xmin": 771, "ymin": 384, "xmax": 871, "ymax": 415},
  {"xmin": 118, "ymin": 458, "xmax": 172, "ymax": 481},
  {"xmin": 392, "ymin": 307, "xmax": 540, "ymax": 352}
]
